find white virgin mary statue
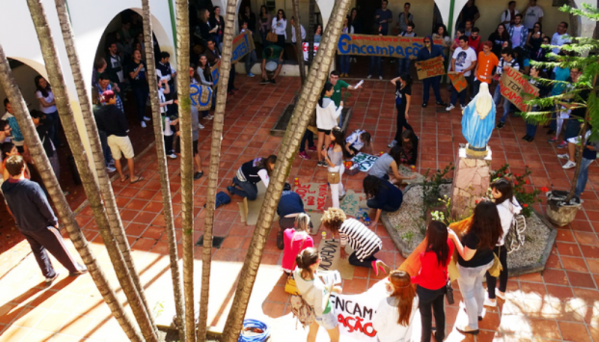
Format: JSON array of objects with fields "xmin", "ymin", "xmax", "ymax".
[{"xmin": 462, "ymin": 82, "xmax": 496, "ymax": 153}]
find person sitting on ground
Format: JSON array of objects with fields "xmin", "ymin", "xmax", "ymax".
[
  {"xmin": 368, "ymin": 145, "xmax": 416, "ymax": 184},
  {"xmin": 260, "ymin": 44, "xmax": 284, "ymax": 85},
  {"xmin": 276, "ymin": 189, "xmax": 313, "ymax": 249},
  {"xmin": 282, "ymin": 213, "xmax": 314, "ymax": 274},
  {"xmin": 227, "ymin": 155, "xmax": 276, "ymax": 201},
  {"xmin": 95, "ymin": 90, "xmax": 143, "ymax": 184},
  {"xmin": 316, "ymin": 83, "xmax": 343, "ymax": 167},
  {"xmin": 294, "ymin": 248, "xmax": 342, "ymax": 341},
  {"xmin": 321, "ymin": 207, "xmax": 391, "ymax": 274},
  {"xmin": 373, "ymin": 270, "xmax": 419, "ymax": 342},
  {"xmin": 345, "ymin": 129, "xmax": 373, "ymax": 156},
  {"xmin": 363, "ymin": 175, "xmax": 403, "ymax": 226},
  {"xmin": 2, "ymin": 155, "xmax": 87, "ymax": 283}
]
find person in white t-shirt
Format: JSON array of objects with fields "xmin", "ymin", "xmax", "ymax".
[
  {"xmin": 523, "ymin": 0, "xmax": 543, "ymax": 30},
  {"xmin": 446, "ymin": 36, "xmax": 477, "ymax": 111},
  {"xmin": 500, "ymin": 1, "xmax": 519, "ymax": 28},
  {"xmin": 290, "ymin": 16, "xmax": 306, "ymax": 43},
  {"xmin": 34, "ymin": 76, "xmax": 60, "ymax": 147},
  {"xmin": 345, "ymin": 129, "xmax": 373, "ymax": 156},
  {"xmin": 551, "ymin": 21, "xmax": 570, "ymax": 54}
]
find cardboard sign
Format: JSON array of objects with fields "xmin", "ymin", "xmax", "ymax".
[
  {"xmin": 500, "ymin": 67, "xmax": 540, "ymax": 112},
  {"xmin": 351, "ymin": 153, "xmax": 379, "ymax": 172},
  {"xmin": 210, "ymin": 31, "xmax": 255, "ymax": 85},
  {"xmin": 318, "ymin": 239, "xmax": 354, "ymax": 280},
  {"xmin": 416, "ymin": 56, "xmax": 445, "ymax": 80},
  {"xmin": 448, "ymin": 72, "xmax": 467, "ymax": 93},
  {"xmin": 340, "ymin": 190, "xmax": 369, "ymax": 218},
  {"xmin": 189, "ymin": 84, "xmax": 212, "ymax": 111},
  {"xmin": 302, "ymin": 42, "xmax": 319, "ymax": 61},
  {"xmin": 337, "ymin": 34, "xmax": 444, "ymax": 59},
  {"xmin": 294, "ymin": 182, "xmax": 328, "ymax": 211}
]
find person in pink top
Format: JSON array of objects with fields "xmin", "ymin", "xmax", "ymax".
[{"xmin": 282, "ymin": 213, "xmax": 314, "ymax": 274}]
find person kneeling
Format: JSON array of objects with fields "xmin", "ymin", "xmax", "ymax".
[
  {"xmin": 277, "ymin": 190, "xmax": 313, "ymax": 249},
  {"xmin": 227, "ymin": 155, "xmax": 276, "ymax": 201},
  {"xmin": 363, "ymin": 175, "xmax": 403, "ymax": 226}
]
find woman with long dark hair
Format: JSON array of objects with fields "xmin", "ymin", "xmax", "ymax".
[
  {"xmin": 389, "ymin": 74, "xmax": 414, "ymax": 148},
  {"xmin": 210, "ymin": 6, "xmax": 225, "ymax": 49},
  {"xmin": 433, "ymin": 24, "xmax": 451, "ymax": 58},
  {"xmin": 227, "ymin": 155, "xmax": 277, "ymax": 201},
  {"xmin": 485, "ymin": 179, "xmax": 521, "ymax": 307},
  {"xmin": 258, "ymin": 5, "xmax": 272, "ymax": 44},
  {"xmin": 321, "ymin": 127, "xmax": 349, "ymax": 208},
  {"xmin": 195, "ymin": 8, "xmax": 216, "ymax": 47},
  {"xmin": 412, "ymin": 221, "xmax": 454, "ymax": 342},
  {"xmin": 294, "ymin": 247, "xmax": 342, "ymax": 341},
  {"xmin": 314, "ymin": 24, "xmax": 323, "ymax": 43},
  {"xmin": 373, "ymin": 270, "xmax": 418, "ymax": 342},
  {"xmin": 34, "ymin": 76, "xmax": 59, "ymax": 146},
  {"xmin": 196, "ymin": 54, "xmax": 214, "ymax": 121},
  {"xmin": 363, "ymin": 175, "xmax": 403, "ymax": 226},
  {"xmin": 525, "ymin": 22, "xmax": 545, "ymax": 52},
  {"xmin": 449, "ymin": 201, "xmax": 503, "ymax": 335},
  {"xmin": 398, "ymin": 129, "xmax": 419, "ymax": 166},
  {"xmin": 272, "ymin": 9, "xmax": 287, "ymax": 51},
  {"xmin": 316, "ymin": 83, "xmax": 342, "ymax": 167},
  {"xmin": 488, "ymin": 24, "xmax": 510, "ymax": 57},
  {"xmin": 368, "ymin": 144, "xmax": 416, "ymax": 184}
]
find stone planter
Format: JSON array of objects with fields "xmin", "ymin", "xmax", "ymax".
[{"xmin": 545, "ymin": 190, "xmax": 582, "ymax": 227}]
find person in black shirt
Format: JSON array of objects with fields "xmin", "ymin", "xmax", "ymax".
[
  {"xmin": 363, "ymin": 175, "xmax": 403, "ymax": 226},
  {"xmin": 449, "ymin": 201, "xmax": 503, "ymax": 335},
  {"xmin": 30, "ymin": 110, "xmax": 59, "ymax": 178},
  {"xmin": 156, "ymin": 51, "xmax": 177, "ymax": 90},
  {"xmin": 227, "ymin": 155, "xmax": 276, "ymax": 200},
  {"xmin": 389, "ymin": 74, "xmax": 414, "ymax": 147},
  {"xmin": 458, "ymin": 0, "xmax": 480, "ymax": 29},
  {"xmin": 239, "ymin": 5, "xmax": 256, "ymax": 32},
  {"xmin": 276, "ymin": 190, "xmax": 313, "ymax": 249},
  {"xmin": 126, "ymin": 49, "xmax": 150, "ymax": 128}
]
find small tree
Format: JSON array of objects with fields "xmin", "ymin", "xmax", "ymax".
[{"xmin": 523, "ymin": 4, "xmax": 599, "ymax": 203}]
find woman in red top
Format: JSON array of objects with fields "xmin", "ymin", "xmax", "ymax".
[
  {"xmin": 411, "ymin": 221, "xmax": 454, "ymax": 342},
  {"xmin": 282, "ymin": 213, "xmax": 314, "ymax": 274}
]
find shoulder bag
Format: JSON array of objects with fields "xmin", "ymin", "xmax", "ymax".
[
  {"xmin": 266, "ymin": 31, "xmax": 278, "ymax": 43},
  {"xmin": 488, "ymin": 245, "xmax": 503, "ymax": 278}
]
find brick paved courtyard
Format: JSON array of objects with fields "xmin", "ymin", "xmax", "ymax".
[{"xmin": 1, "ymin": 75, "xmax": 599, "ymax": 341}]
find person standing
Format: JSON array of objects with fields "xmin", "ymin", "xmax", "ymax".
[
  {"xmin": 2, "ymin": 99, "xmax": 26, "ymax": 154},
  {"xmin": 339, "ymin": 17, "xmax": 354, "ymax": 77},
  {"xmin": 373, "ymin": 271, "xmax": 419, "ymax": 342},
  {"xmin": 417, "ymin": 36, "xmax": 447, "ymax": 108},
  {"xmin": 522, "ymin": 0, "xmax": 544, "ymax": 30},
  {"xmin": 473, "ymin": 41, "xmax": 498, "ymax": 96},
  {"xmin": 494, "ymin": 47, "xmax": 521, "ymax": 129},
  {"xmin": 375, "ymin": 0, "xmax": 393, "ymax": 36},
  {"xmin": 412, "ymin": 221, "xmax": 454, "ymax": 342},
  {"xmin": 446, "ymin": 36, "xmax": 477, "ymax": 112},
  {"xmin": 34, "ymin": 76, "xmax": 60, "ymax": 147},
  {"xmin": 126, "ymin": 49, "xmax": 150, "ymax": 128},
  {"xmin": 271, "ymin": 9, "xmax": 287, "ymax": 51},
  {"xmin": 258, "ymin": 6, "xmax": 272, "ymax": 45},
  {"xmin": 239, "ymin": 5, "xmax": 256, "ymax": 33},
  {"xmin": 488, "ymin": 24, "xmax": 511, "ymax": 58},
  {"xmin": 551, "ymin": 22, "xmax": 570, "ymax": 55},
  {"xmin": 156, "ymin": 51, "xmax": 177, "ymax": 90},
  {"xmin": 458, "ymin": 0, "xmax": 480, "ymax": 28},
  {"xmin": 500, "ymin": 1, "xmax": 519, "ymax": 28},
  {"xmin": 30, "ymin": 110, "xmax": 60, "ymax": 178},
  {"xmin": 397, "ymin": 2, "xmax": 414, "ymax": 34},
  {"xmin": 210, "ymin": 6, "xmax": 225, "ymax": 50},
  {"xmin": 97, "ymin": 73, "xmax": 124, "ymax": 113},
  {"xmin": 105, "ymin": 42, "xmax": 124, "ymax": 91},
  {"xmin": 574, "ymin": 137, "xmax": 599, "ymax": 197},
  {"xmin": 321, "ymin": 127, "xmax": 348, "ymax": 208},
  {"xmin": 390, "ymin": 74, "xmax": 414, "ymax": 145},
  {"xmin": 240, "ymin": 21, "xmax": 258, "ymax": 77},
  {"xmin": 290, "ymin": 17, "xmax": 306, "ymax": 44},
  {"xmin": 468, "ymin": 28, "xmax": 483, "ymax": 55},
  {"xmin": 397, "ymin": 22, "xmax": 417, "ymax": 76},
  {"xmin": 205, "ymin": 38, "xmax": 237, "ymax": 95},
  {"xmin": 329, "ymin": 70, "xmax": 361, "ymax": 125},
  {"xmin": 508, "ymin": 14, "xmax": 529, "ymax": 49},
  {"xmin": 2, "ymin": 155, "xmax": 87, "ymax": 283},
  {"xmin": 522, "ymin": 66, "xmax": 550, "ymax": 142}
]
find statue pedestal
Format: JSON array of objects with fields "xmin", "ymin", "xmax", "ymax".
[{"xmin": 451, "ymin": 146, "xmax": 492, "ymax": 219}]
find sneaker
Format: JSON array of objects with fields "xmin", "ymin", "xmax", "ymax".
[
  {"xmin": 388, "ymin": 140, "xmax": 397, "ymax": 148},
  {"xmin": 317, "ymin": 160, "xmax": 327, "ymax": 167},
  {"xmin": 484, "ymin": 298, "xmax": 497, "ymax": 307},
  {"xmin": 548, "ymin": 137, "xmax": 558, "ymax": 143},
  {"xmin": 562, "ymin": 160, "xmax": 576, "ymax": 169},
  {"xmin": 379, "ymin": 76, "xmax": 383, "ymax": 80},
  {"xmin": 141, "ymin": 121, "xmax": 147, "ymax": 128},
  {"xmin": 522, "ymin": 135, "xmax": 530, "ymax": 141},
  {"xmin": 143, "ymin": 116, "xmax": 151, "ymax": 121},
  {"xmin": 308, "ymin": 146, "xmax": 317, "ymax": 152},
  {"xmin": 247, "ymin": 73, "xmax": 255, "ymax": 77},
  {"xmin": 106, "ymin": 166, "xmax": 116, "ymax": 173},
  {"xmin": 456, "ymin": 325, "xmax": 479, "ymax": 335},
  {"xmin": 339, "ymin": 192, "xmax": 346, "ymax": 200},
  {"xmin": 260, "ymin": 79, "xmax": 269, "ymax": 85},
  {"xmin": 193, "ymin": 171, "xmax": 204, "ymax": 180},
  {"xmin": 270, "ymin": 79, "xmax": 276, "ymax": 85},
  {"xmin": 70, "ymin": 267, "xmax": 88, "ymax": 277},
  {"xmin": 526, "ymin": 136, "xmax": 535, "ymax": 142},
  {"xmin": 445, "ymin": 104, "xmax": 455, "ymax": 112},
  {"xmin": 198, "ymin": 123, "xmax": 205, "ymax": 129},
  {"xmin": 367, "ymin": 75, "xmax": 372, "ymax": 79},
  {"xmin": 205, "ymin": 115, "xmax": 214, "ymax": 120},
  {"xmin": 557, "ymin": 153, "xmax": 569, "ymax": 159},
  {"xmin": 45, "ymin": 271, "xmax": 60, "ymax": 283},
  {"xmin": 496, "ymin": 122, "xmax": 505, "ymax": 129},
  {"xmin": 108, "ymin": 160, "xmax": 115, "ymax": 167},
  {"xmin": 460, "ymin": 104, "xmax": 466, "ymax": 111},
  {"xmin": 226, "ymin": 185, "xmax": 234, "ymax": 195},
  {"xmin": 557, "ymin": 141, "xmax": 568, "ymax": 149},
  {"xmin": 167, "ymin": 153, "xmax": 177, "ymax": 159},
  {"xmin": 298, "ymin": 151, "xmax": 310, "ymax": 159},
  {"xmin": 422, "ymin": 102, "xmax": 428, "ymax": 108},
  {"xmin": 436, "ymin": 101, "xmax": 448, "ymax": 107},
  {"xmin": 496, "ymin": 291, "xmax": 506, "ymax": 300}
]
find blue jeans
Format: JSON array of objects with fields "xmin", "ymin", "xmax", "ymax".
[
  {"xmin": 423, "ymin": 76, "xmax": 442, "ymax": 103},
  {"xmin": 99, "ymin": 130, "xmax": 112, "ymax": 165},
  {"xmin": 526, "ymin": 123, "xmax": 538, "ymax": 137},
  {"xmin": 339, "ymin": 55, "xmax": 350, "ymax": 75},
  {"xmin": 493, "ymin": 85, "xmax": 512, "ymax": 123},
  {"xmin": 133, "ymin": 86, "xmax": 149, "ymax": 122},
  {"xmin": 369, "ymin": 56, "xmax": 381, "ymax": 77},
  {"xmin": 300, "ymin": 130, "xmax": 314, "ymax": 153},
  {"xmin": 550, "ymin": 108, "xmax": 558, "ymax": 131},
  {"xmin": 231, "ymin": 177, "xmax": 258, "ymax": 200},
  {"xmin": 46, "ymin": 110, "xmax": 60, "ymax": 146},
  {"xmin": 575, "ymin": 157, "xmax": 593, "ymax": 197},
  {"xmin": 245, "ymin": 50, "xmax": 257, "ymax": 74},
  {"xmin": 457, "ymin": 260, "xmax": 494, "ymax": 330},
  {"xmin": 397, "ymin": 58, "xmax": 410, "ymax": 76},
  {"xmin": 450, "ymin": 86, "xmax": 467, "ymax": 107}
]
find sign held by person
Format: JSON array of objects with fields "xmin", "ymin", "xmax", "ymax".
[
  {"xmin": 448, "ymin": 72, "xmax": 467, "ymax": 93},
  {"xmin": 416, "ymin": 56, "xmax": 445, "ymax": 80},
  {"xmin": 210, "ymin": 31, "xmax": 255, "ymax": 85},
  {"xmin": 303, "ymin": 42, "xmax": 319, "ymax": 61},
  {"xmin": 500, "ymin": 67, "xmax": 540, "ymax": 112},
  {"xmin": 337, "ymin": 34, "xmax": 444, "ymax": 59}
]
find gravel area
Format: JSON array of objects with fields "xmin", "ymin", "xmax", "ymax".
[
  {"xmin": 507, "ymin": 213, "xmax": 551, "ymax": 269},
  {"xmin": 399, "ymin": 165, "xmax": 426, "ymax": 185}
]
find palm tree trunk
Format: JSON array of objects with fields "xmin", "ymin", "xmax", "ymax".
[
  {"xmin": 307, "ymin": 0, "xmax": 315, "ymax": 67},
  {"xmin": 140, "ymin": 1, "xmax": 186, "ymax": 340},
  {"xmin": 52, "ymin": 0, "xmax": 157, "ymax": 334},
  {"xmin": 0, "ymin": 43, "xmax": 144, "ymax": 342},
  {"xmin": 196, "ymin": 0, "xmax": 238, "ymax": 339},
  {"xmin": 221, "ymin": 1, "xmax": 351, "ymax": 340},
  {"xmin": 26, "ymin": 1, "xmax": 158, "ymax": 340},
  {"xmin": 292, "ymin": 0, "xmax": 306, "ymax": 84},
  {"xmin": 174, "ymin": 1, "xmax": 196, "ymax": 341}
]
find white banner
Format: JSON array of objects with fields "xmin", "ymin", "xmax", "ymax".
[{"xmin": 303, "ymin": 42, "xmax": 320, "ymax": 61}]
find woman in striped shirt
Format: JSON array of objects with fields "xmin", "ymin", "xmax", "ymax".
[{"xmin": 321, "ymin": 208, "xmax": 391, "ymax": 275}]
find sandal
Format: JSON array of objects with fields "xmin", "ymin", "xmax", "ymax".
[
  {"xmin": 130, "ymin": 176, "xmax": 144, "ymax": 184},
  {"xmin": 120, "ymin": 175, "xmax": 129, "ymax": 183}
]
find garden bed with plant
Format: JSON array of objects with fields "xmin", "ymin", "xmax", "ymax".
[{"xmin": 381, "ymin": 164, "xmax": 557, "ymax": 277}]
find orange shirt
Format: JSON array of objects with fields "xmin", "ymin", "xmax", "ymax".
[{"xmin": 476, "ymin": 51, "xmax": 499, "ymax": 84}]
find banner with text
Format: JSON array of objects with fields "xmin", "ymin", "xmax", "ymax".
[
  {"xmin": 448, "ymin": 72, "xmax": 467, "ymax": 93},
  {"xmin": 303, "ymin": 42, "xmax": 320, "ymax": 61},
  {"xmin": 500, "ymin": 67, "xmax": 539, "ymax": 112},
  {"xmin": 337, "ymin": 34, "xmax": 444, "ymax": 59},
  {"xmin": 210, "ymin": 31, "xmax": 255, "ymax": 85},
  {"xmin": 416, "ymin": 56, "xmax": 445, "ymax": 80}
]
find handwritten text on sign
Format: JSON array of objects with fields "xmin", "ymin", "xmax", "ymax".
[
  {"xmin": 500, "ymin": 67, "xmax": 540, "ymax": 112},
  {"xmin": 448, "ymin": 72, "xmax": 467, "ymax": 93},
  {"xmin": 416, "ymin": 56, "xmax": 445, "ymax": 80},
  {"xmin": 210, "ymin": 31, "xmax": 255, "ymax": 85},
  {"xmin": 189, "ymin": 84, "xmax": 213, "ymax": 111},
  {"xmin": 295, "ymin": 183, "xmax": 328, "ymax": 211},
  {"xmin": 337, "ymin": 34, "xmax": 444, "ymax": 59}
]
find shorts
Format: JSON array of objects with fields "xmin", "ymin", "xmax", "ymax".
[
  {"xmin": 107, "ymin": 135, "xmax": 134, "ymax": 160},
  {"xmin": 315, "ymin": 311, "xmax": 338, "ymax": 330},
  {"xmin": 564, "ymin": 119, "xmax": 582, "ymax": 140},
  {"xmin": 193, "ymin": 139, "xmax": 199, "ymax": 155},
  {"xmin": 318, "ymin": 128, "xmax": 331, "ymax": 135}
]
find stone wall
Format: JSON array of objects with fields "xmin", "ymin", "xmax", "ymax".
[{"xmin": 451, "ymin": 147, "xmax": 492, "ymax": 219}]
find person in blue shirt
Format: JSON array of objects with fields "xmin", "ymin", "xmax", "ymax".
[
  {"xmin": 416, "ymin": 36, "xmax": 447, "ymax": 108},
  {"xmin": 375, "ymin": 0, "xmax": 393, "ymax": 35},
  {"xmin": 363, "ymin": 175, "xmax": 403, "ymax": 227}
]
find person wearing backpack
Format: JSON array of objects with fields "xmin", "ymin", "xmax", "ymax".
[
  {"xmin": 485, "ymin": 179, "xmax": 521, "ymax": 307},
  {"xmin": 294, "ymin": 248, "xmax": 342, "ymax": 342}
]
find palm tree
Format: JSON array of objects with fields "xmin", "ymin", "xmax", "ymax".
[
  {"xmin": 196, "ymin": 0, "xmax": 238, "ymax": 339},
  {"xmin": 0, "ymin": 43, "xmax": 144, "ymax": 342},
  {"xmin": 174, "ymin": 1, "xmax": 197, "ymax": 341},
  {"xmin": 25, "ymin": 1, "xmax": 158, "ymax": 340},
  {"xmin": 139, "ymin": 0, "xmax": 186, "ymax": 340},
  {"xmin": 52, "ymin": 0, "xmax": 157, "ymax": 333},
  {"xmin": 292, "ymin": 0, "xmax": 306, "ymax": 84},
  {"xmin": 307, "ymin": 0, "xmax": 316, "ymax": 66},
  {"xmin": 221, "ymin": 1, "xmax": 352, "ymax": 340}
]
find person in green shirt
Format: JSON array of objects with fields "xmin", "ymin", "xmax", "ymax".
[
  {"xmin": 260, "ymin": 44, "xmax": 284, "ymax": 85},
  {"xmin": 329, "ymin": 70, "xmax": 361, "ymax": 126}
]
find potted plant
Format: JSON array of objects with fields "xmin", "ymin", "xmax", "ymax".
[{"xmin": 522, "ymin": 4, "xmax": 599, "ymax": 226}]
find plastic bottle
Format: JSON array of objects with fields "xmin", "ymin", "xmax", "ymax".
[
  {"xmin": 294, "ymin": 178, "xmax": 299, "ymax": 187},
  {"xmin": 322, "ymin": 231, "xmax": 327, "ymax": 240},
  {"xmin": 365, "ymin": 217, "xmax": 371, "ymax": 226}
]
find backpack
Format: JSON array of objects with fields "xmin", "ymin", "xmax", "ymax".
[
  {"xmin": 505, "ymin": 214, "xmax": 526, "ymax": 254},
  {"xmin": 204, "ymin": 191, "xmax": 231, "ymax": 209},
  {"xmin": 289, "ymin": 282, "xmax": 316, "ymax": 328}
]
